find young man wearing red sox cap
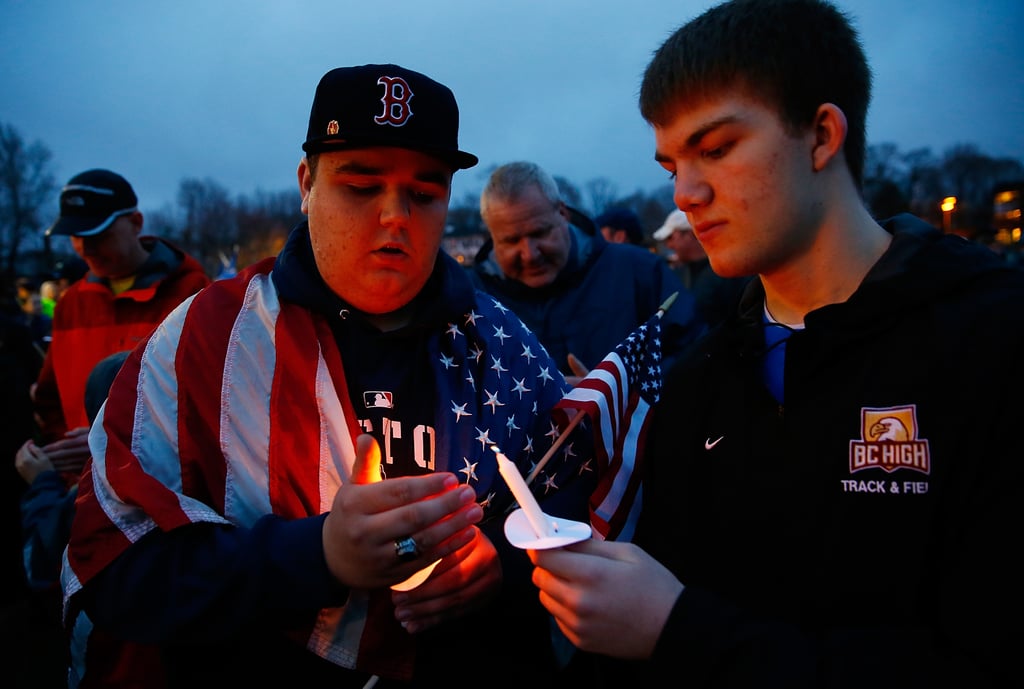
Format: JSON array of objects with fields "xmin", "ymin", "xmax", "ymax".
[{"xmin": 62, "ymin": 64, "xmax": 595, "ymax": 687}]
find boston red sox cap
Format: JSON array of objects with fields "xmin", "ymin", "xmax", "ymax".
[
  {"xmin": 46, "ymin": 169, "xmax": 139, "ymax": 237},
  {"xmin": 302, "ymin": 64, "xmax": 478, "ymax": 170}
]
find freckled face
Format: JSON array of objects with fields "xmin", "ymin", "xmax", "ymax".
[
  {"xmin": 481, "ymin": 184, "xmax": 571, "ymax": 288},
  {"xmin": 298, "ymin": 147, "xmax": 453, "ymax": 314},
  {"xmin": 653, "ymin": 93, "xmax": 820, "ymax": 279}
]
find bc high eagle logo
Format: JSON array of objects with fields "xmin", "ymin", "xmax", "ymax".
[{"xmin": 848, "ymin": 405, "xmax": 930, "ymax": 475}]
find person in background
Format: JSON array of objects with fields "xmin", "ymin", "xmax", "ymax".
[
  {"xmin": 62, "ymin": 64, "xmax": 595, "ymax": 688},
  {"xmin": 14, "ymin": 275, "xmax": 51, "ymax": 354},
  {"xmin": 39, "ymin": 280, "xmax": 59, "ymax": 320},
  {"xmin": 526, "ymin": 1, "xmax": 1021, "ymax": 686},
  {"xmin": 594, "ymin": 207, "xmax": 645, "ymax": 246},
  {"xmin": 653, "ymin": 207, "xmax": 750, "ymax": 327},
  {"xmin": 472, "ymin": 161, "xmax": 705, "ymax": 384},
  {"xmin": 15, "ymin": 276, "xmax": 38, "ymax": 316},
  {"xmin": 56, "ymin": 257, "xmax": 89, "ymax": 300},
  {"xmin": 15, "ymin": 170, "xmax": 207, "ymax": 688},
  {"xmin": 17, "ymin": 350, "xmax": 130, "ymax": 591},
  {"xmin": 25, "ymin": 168, "xmax": 210, "ymax": 497},
  {"xmin": 15, "ymin": 350, "xmax": 138, "ymax": 689},
  {"xmin": 1, "ymin": 270, "xmax": 47, "ymax": 687}
]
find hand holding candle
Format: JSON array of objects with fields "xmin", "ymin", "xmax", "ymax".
[{"xmin": 352, "ymin": 434, "xmax": 441, "ymax": 591}]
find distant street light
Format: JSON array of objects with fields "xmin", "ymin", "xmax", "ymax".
[{"xmin": 940, "ymin": 196, "xmax": 957, "ymax": 233}]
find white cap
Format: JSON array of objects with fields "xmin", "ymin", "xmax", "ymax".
[{"xmin": 653, "ymin": 209, "xmax": 692, "ymax": 241}]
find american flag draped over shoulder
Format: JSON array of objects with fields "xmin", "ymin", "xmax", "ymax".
[
  {"xmin": 63, "ymin": 257, "xmax": 591, "ymax": 682},
  {"xmin": 552, "ymin": 294, "xmax": 674, "ymax": 542}
]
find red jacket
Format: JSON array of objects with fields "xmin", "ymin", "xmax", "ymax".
[{"xmin": 33, "ymin": 237, "xmax": 210, "ymax": 444}]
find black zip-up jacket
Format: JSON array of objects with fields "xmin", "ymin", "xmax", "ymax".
[{"xmin": 615, "ymin": 214, "xmax": 1022, "ymax": 687}]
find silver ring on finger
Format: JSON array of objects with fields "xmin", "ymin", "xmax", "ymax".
[{"xmin": 394, "ymin": 536, "xmax": 420, "ymax": 563}]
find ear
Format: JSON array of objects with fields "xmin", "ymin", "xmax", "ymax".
[
  {"xmin": 811, "ymin": 103, "xmax": 848, "ymax": 173},
  {"xmin": 129, "ymin": 211, "xmax": 144, "ymax": 235},
  {"xmin": 297, "ymin": 158, "xmax": 313, "ymax": 215}
]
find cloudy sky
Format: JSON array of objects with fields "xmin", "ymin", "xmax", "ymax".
[{"xmin": 2, "ymin": 0, "xmax": 1022, "ymax": 214}]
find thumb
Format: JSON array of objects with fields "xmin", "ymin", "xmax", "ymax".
[
  {"xmin": 567, "ymin": 353, "xmax": 590, "ymax": 379},
  {"xmin": 351, "ymin": 433, "xmax": 382, "ymax": 485}
]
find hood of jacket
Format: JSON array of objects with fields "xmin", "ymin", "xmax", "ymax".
[{"xmin": 736, "ymin": 213, "xmax": 1012, "ymax": 330}]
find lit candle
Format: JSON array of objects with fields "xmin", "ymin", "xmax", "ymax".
[{"xmin": 491, "ymin": 444, "xmax": 552, "ymax": 538}]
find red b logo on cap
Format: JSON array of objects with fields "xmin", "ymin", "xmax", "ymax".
[{"xmin": 374, "ymin": 76, "xmax": 414, "ymax": 127}]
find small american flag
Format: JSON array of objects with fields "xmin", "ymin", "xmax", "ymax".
[{"xmin": 553, "ymin": 294, "xmax": 674, "ymax": 541}]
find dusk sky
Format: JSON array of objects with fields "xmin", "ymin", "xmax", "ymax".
[{"xmin": 2, "ymin": 0, "xmax": 1022, "ymax": 215}]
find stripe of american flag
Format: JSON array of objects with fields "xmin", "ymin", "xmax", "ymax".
[{"xmin": 553, "ymin": 304, "xmax": 667, "ymax": 542}]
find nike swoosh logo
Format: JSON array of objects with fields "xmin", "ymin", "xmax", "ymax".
[{"xmin": 704, "ymin": 436, "xmax": 724, "ymax": 450}]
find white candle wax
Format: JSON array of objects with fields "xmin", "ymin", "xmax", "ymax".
[{"xmin": 491, "ymin": 445, "xmax": 551, "ymax": 538}]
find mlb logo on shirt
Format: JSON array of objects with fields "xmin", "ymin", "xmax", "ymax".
[{"xmin": 364, "ymin": 391, "xmax": 394, "ymax": 409}]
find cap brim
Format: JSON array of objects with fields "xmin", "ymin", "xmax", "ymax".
[
  {"xmin": 303, "ymin": 137, "xmax": 478, "ymax": 170},
  {"xmin": 46, "ymin": 208, "xmax": 135, "ymax": 237}
]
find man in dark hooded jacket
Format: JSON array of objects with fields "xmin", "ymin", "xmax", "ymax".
[{"xmin": 472, "ymin": 160, "xmax": 705, "ymax": 384}]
